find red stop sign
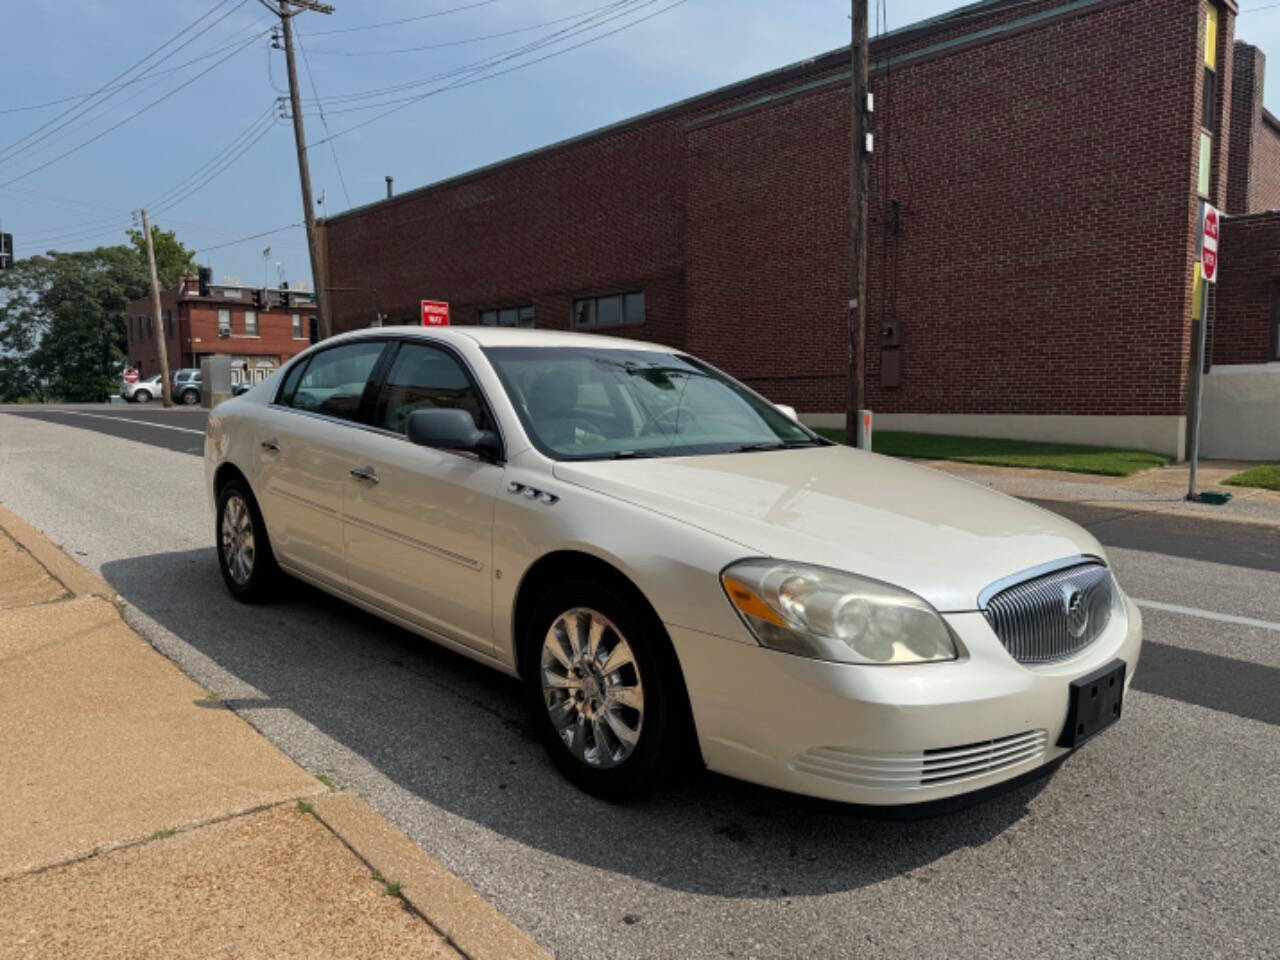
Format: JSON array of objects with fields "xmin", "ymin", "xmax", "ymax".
[{"xmin": 124, "ymin": 368, "xmax": 139, "ymax": 384}]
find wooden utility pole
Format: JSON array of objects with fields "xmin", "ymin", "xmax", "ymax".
[
  {"xmin": 846, "ymin": 0, "xmax": 871, "ymax": 447},
  {"xmin": 278, "ymin": 0, "xmax": 334, "ymax": 340},
  {"xmin": 140, "ymin": 209, "xmax": 174, "ymax": 408}
]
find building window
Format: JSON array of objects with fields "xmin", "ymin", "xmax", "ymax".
[
  {"xmin": 218, "ymin": 308, "xmax": 231, "ymax": 336},
  {"xmin": 478, "ymin": 305, "xmax": 534, "ymax": 327},
  {"xmin": 292, "ymin": 313, "xmax": 303, "ymax": 338},
  {"xmin": 245, "ymin": 310, "xmax": 258, "ymax": 336},
  {"xmin": 573, "ymin": 291, "xmax": 644, "ymax": 328},
  {"xmin": 1198, "ymin": 4, "xmax": 1218, "ymax": 199},
  {"xmin": 1198, "ymin": 132, "xmax": 1212, "ymax": 198}
]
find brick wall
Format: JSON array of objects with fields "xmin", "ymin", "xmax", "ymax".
[
  {"xmin": 1213, "ymin": 212, "xmax": 1280, "ymax": 364},
  {"xmin": 325, "ymin": 0, "xmax": 1223, "ymax": 420},
  {"xmin": 1226, "ymin": 43, "xmax": 1280, "ymax": 215},
  {"xmin": 689, "ymin": 0, "xmax": 1208, "ymax": 417},
  {"xmin": 1255, "ymin": 117, "xmax": 1280, "ymax": 212},
  {"xmin": 324, "ymin": 112, "xmax": 692, "ymax": 347}
]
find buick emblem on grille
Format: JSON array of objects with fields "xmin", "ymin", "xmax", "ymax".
[{"xmin": 1062, "ymin": 584, "xmax": 1089, "ymax": 638}]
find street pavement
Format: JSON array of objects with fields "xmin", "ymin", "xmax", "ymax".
[{"xmin": 1, "ymin": 405, "xmax": 1277, "ymax": 959}]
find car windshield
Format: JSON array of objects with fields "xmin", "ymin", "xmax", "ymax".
[{"xmin": 484, "ymin": 346, "xmax": 825, "ymax": 460}]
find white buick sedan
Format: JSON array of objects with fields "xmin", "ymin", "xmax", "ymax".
[{"xmin": 205, "ymin": 327, "xmax": 1141, "ymax": 808}]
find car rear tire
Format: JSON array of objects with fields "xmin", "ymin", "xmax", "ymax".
[
  {"xmin": 216, "ymin": 478, "xmax": 279, "ymax": 603},
  {"xmin": 523, "ymin": 578, "xmax": 690, "ymax": 800},
  {"xmin": 134, "ymin": 390, "xmax": 151, "ymax": 403},
  {"xmin": 180, "ymin": 389, "xmax": 200, "ymax": 405}
]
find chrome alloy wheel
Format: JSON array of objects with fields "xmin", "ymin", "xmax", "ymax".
[
  {"xmin": 220, "ymin": 494, "xmax": 255, "ymax": 586},
  {"xmin": 540, "ymin": 608, "xmax": 644, "ymax": 769}
]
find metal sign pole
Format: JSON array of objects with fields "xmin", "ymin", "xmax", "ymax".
[
  {"xmin": 1187, "ymin": 275, "xmax": 1210, "ymax": 501},
  {"xmin": 1187, "ymin": 200, "xmax": 1218, "ymax": 502}
]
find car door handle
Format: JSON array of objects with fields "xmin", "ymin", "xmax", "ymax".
[
  {"xmin": 260, "ymin": 439, "xmax": 280, "ymax": 452},
  {"xmin": 350, "ymin": 466, "xmax": 379, "ymax": 484}
]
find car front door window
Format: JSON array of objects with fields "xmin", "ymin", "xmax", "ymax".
[
  {"xmin": 372, "ymin": 343, "xmax": 494, "ymax": 437},
  {"xmin": 289, "ymin": 341, "xmax": 386, "ymax": 422}
]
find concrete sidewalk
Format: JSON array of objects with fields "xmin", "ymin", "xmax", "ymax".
[
  {"xmin": 0, "ymin": 505, "xmax": 549, "ymax": 960},
  {"xmin": 921, "ymin": 458, "xmax": 1280, "ymax": 528}
]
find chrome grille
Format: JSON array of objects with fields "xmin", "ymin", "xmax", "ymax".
[{"xmin": 982, "ymin": 562, "xmax": 1113, "ymax": 664}]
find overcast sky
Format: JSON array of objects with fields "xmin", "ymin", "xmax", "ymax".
[{"xmin": 1, "ymin": 0, "xmax": 1276, "ymax": 287}]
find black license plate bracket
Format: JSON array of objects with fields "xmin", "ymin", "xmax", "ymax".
[{"xmin": 1058, "ymin": 659, "xmax": 1126, "ymax": 748}]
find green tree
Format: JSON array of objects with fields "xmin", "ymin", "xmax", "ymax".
[
  {"xmin": 0, "ymin": 245, "xmax": 149, "ymax": 402},
  {"xmin": 126, "ymin": 225, "xmax": 196, "ymax": 288}
]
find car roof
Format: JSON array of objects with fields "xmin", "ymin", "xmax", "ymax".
[{"xmin": 334, "ymin": 325, "xmax": 680, "ymax": 353}]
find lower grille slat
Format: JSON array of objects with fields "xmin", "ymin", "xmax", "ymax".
[
  {"xmin": 792, "ymin": 730, "xmax": 1048, "ymax": 791},
  {"xmin": 983, "ymin": 562, "xmax": 1113, "ymax": 664}
]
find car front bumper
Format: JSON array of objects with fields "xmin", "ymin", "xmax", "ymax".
[{"xmin": 669, "ymin": 593, "xmax": 1142, "ymax": 806}]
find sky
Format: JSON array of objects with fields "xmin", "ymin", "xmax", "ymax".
[{"xmin": 1, "ymin": 0, "xmax": 1277, "ymax": 288}]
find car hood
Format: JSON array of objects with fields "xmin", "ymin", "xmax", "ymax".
[{"xmin": 552, "ymin": 446, "xmax": 1104, "ymax": 612}]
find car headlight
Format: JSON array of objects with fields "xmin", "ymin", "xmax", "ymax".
[{"xmin": 720, "ymin": 559, "xmax": 957, "ymax": 664}]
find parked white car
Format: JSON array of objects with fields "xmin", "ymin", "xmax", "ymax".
[
  {"xmin": 121, "ymin": 373, "xmax": 164, "ymax": 403},
  {"xmin": 205, "ymin": 327, "xmax": 1141, "ymax": 808}
]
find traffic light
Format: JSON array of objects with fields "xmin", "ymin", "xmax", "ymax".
[
  {"xmin": 0, "ymin": 233, "xmax": 12, "ymax": 271},
  {"xmin": 308, "ymin": 316, "xmax": 319, "ymax": 344},
  {"xmin": 280, "ymin": 281, "xmax": 290, "ymax": 308},
  {"xmin": 252, "ymin": 288, "xmax": 265, "ymax": 309},
  {"xmin": 198, "ymin": 266, "xmax": 211, "ymax": 296}
]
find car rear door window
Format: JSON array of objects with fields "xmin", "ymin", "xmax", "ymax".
[
  {"xmin": 372, "ymin": 342, "xmax": 493, "ymax": 435},
  {"xmin": 287, "ymin": 341, "xmax": 386, "ymax": 422}
]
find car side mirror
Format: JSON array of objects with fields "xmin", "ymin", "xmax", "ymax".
[
  {"xmin": 406, "ymin": 408, "xmax": 502, "ymax": 462},
  {"xmin": 774, "ymin": 403, "xmax": 798, "ymax": 422}
]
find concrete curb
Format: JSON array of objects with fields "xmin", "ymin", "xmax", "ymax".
[
  {"xmin": 311, "ymin": 792, "xmax": 553, "ymax": 960},
  {"xmin": 0, "ymin": 502, "xmax": 117, "ymax": 599}
]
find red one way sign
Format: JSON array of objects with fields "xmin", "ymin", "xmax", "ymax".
[{"xmin": 1201, "ymin": 204, "xmax": 1220, "ymax": 284}]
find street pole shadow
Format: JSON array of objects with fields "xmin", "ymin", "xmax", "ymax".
[{"xmin": 101, "ymin": 546, "xmax": 1051, "ymax": 900}]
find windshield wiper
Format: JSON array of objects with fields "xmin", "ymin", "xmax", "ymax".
[{"xmin": 731, "ymin": 439, "xmax": 823, "ymax": 453}]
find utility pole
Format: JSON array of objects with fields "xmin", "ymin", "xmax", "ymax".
[
  {"xmin": 846, "ymin": 0, "xmax": 871, "ymax": 448},
  {"xmin": 140, "ymin": 209, "xmax": 174, "ymax": 408},
  {"xmin": 277, "ymin": 0, "xmax": 334, "ymax": 340}
]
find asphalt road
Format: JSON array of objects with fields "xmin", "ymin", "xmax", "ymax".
[{"xmin": 1, "ymin": 404, "xmax": 1276, "ymax": 959}]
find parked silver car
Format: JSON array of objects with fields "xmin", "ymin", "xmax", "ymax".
[{"xmin": 121, "ymin": 374, "xmax": 164, "ymax": 403}]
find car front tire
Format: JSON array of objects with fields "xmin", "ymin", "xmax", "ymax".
[
  {"xmin": 181, "ymin": 389, "xmax": 200, "ymax": 405},
  {"xmin": 216, "ymin": 478, "xmax": 279, "ymax": 603},
  {"xmin": 523, "ymin": 579, "xmax": 691, "ymax": 800},
  {"xmin": 134, "ymin": 390, "xmax": 151, "ymax": 403}
]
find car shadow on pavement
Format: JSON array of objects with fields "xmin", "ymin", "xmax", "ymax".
[{"xmin": 102, "ymin": 547, "xmax": 1049, "ymax": 900}]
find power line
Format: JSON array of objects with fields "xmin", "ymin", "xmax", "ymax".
[
  {"xmin": 301, "ymin": 0, "xmax": 645, "ymax": 111},
  {"xmin": 305, "ymin": 0, "xmax": 499, "ymax": 36},
  {"xmin": 0, "ymin": 31, "xmax": 263, "ymax": 190},
  {"xmin": 302, "ymin": 0, "xmax": 637, "ymax": 56},
  {"xmin": 146, "ymin": 105, "xmax": 278, "ymax": 212},
  {"xmin": 0, "ymin": 0, "xmax": 247, "ymax": 167},
  {"xmin": 295, "ymin": 30, "xmax": 352, "ymax": 209},
  {"xmin": 0, "ymin": 23, "xmax": 272, "ymax": 116},
  {"xmin": 193, "ymin": 223, "xmax": 304, "ymax": 253},
  {"xmin": 152, "ymin": 117, "xmax": 279, "ymax": 216},
  {"xmin": 309, "ymin": 0, "xmax": 686, "ymax": 144}
]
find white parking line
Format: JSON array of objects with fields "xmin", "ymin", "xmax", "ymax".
[
  {"xmin": 47, "ymin": 410, "xmax": 205, "ymax": 436},
  {"xmin": 1135, "ymin": 598, "xmax": 1280, "ymax": 634}
]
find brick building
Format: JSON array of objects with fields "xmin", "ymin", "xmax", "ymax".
[
  {"xmin": 125, "ymin": 275, "xmax": 317, "ymax": 387},
  {"xmin": 321, "ymin": 0, "xmax": 1280, "ymax": 458}
]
